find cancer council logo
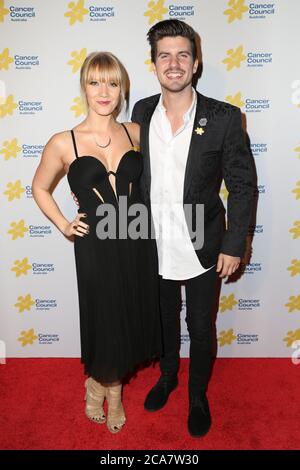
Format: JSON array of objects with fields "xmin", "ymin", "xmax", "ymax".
[
  {"xmin": 18, "ymin": 328, "xmax": 37, "ymax": 347},
  {"xmin": 64, "ymin": 0, "xmax": 88, "ymax": 25},
  {"xmin": 287, "ymin": 260, "xmax": 300, "ymax": 277},
  {"xmin": 224, "ymin": 1, "xmax": 275, "ymax": 22},
  {"xmin": 285, "ymin": 295, "xmax": 300, "ymax": 313},
  {"xmin": 144, "ymin": 0, "xmax": 168, "ymax": 24},
  {"xmin": 292, "ymin": 181, "xmax": 300, "ymax": 200},
  {"xmin": 226, "ymin": 91, "xmax": 245, "ymax": 108},
  {"xmin": 226, "ymin": 91, "xmax": 270, "ymax": 113},
  {"xmin": 0, "ymin": 138, "xmax": 22, "ymax": 160},
  {"xmin": 222, "ymin": 45, "xmax": 246, "ymax": 71},
  {"xmin": 0, "ymin": 0, "xmax": 9, "ymax": 22},
  {"xmin": 144, "ymin": 53, "xmax": 155, "ymax": 73},
  {"xmin": 67, "ymin": 48, "xmax": 87, "ymax": 73},
  {"xmin": 283, "ymin": 329, "xmax": 300, "ymax": 348},
  {"xmin": 219, "ymin": 294, "xmax": 238, "ymax": 313},
  {"xmin": 11, "ymin": 258, "xmax": 32, "ymax": 277},
  {"xmin": 223, "ymin": 45, "xmax": 272, "ymax": 70},
  {"xmin": 7, "ymin": 219, "xmax": 28, "ymax": 240},
  {"xmin": 3, "ymin": 180, "xmax": 25, "ymax": 201},
  {"xmin": 223, "ymin": 0, "xmax": 248, "ymax": 23},
  {"xmin": 15, "ymin": 294, "xmax": 35, "ymax": 313},
  {"xmin": 218, "ymin": 329, "xmax": 237, "ymax": 347},
  {"xmin": 0, "ymin": 95, "xmax": 17, "ymax": 118},
  {"xmin": 289, "ymin": 221, "xmax": 300, "ymax": 240},
  {"xmin": 70, "ymin": 96, "xmax": 85, "ymax": 117},
  {"xmin": 0, "ymin": 48, "xmax": 13, "ymax": 70}
]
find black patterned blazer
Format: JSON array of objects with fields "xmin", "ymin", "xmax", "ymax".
[{"xmin": 131, "ymin": 91, "xmax": 255, "ymax": 268}]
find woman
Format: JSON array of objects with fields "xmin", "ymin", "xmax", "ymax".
[{"xmin": 32, "ymin": 52, "xmax": 161, "ymax": 433}]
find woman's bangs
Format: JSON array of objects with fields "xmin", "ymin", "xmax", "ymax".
[{"xmin": 86, "ymin": 60, "xmax": 121, "ymax": 86}]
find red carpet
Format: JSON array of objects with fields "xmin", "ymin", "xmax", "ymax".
[{"xmin": 0, "ymin": 358, "xmax": 299, "ymax": 450}]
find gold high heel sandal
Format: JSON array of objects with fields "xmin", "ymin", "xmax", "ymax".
[
  {"xmin": 84, "ymin": 377, "xmax": 106, "ymax": 424},
  {"xmin": 106, "ymin": 384, "xmax": 126, "ymax": 433}
]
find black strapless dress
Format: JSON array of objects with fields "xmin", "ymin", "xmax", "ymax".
[{"xmin": 67, "ymin": 125, "xmax": 161, "ymax": 382}]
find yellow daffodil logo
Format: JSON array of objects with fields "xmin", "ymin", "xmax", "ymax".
[
  {"xmin": 219, "ymin": 294, "xmax": 238, "ymax": 313},
  {"xmin": 294, "ymin": 142, "xmax": 300, "ymax": 159},
  {"xmin": 0, "ymin": 0, "xmax": 9, "ymax": 22},
  {"xmin": 222, "ymin": 45, "xmax": 246, "ymax": 71},
  {"xmin": 226, "ymin": 91, "xmax": 245, "ymax": 108},
  {"xmin": 285, "ymin": 295, "xmax": 300, "ymax": 313},
  {"xmin": 0, "ymin": 48, "xmax": 13, "ymax": 70},
  {"xmin": 70, "ymin": 96, "xmax": 85, "ymax": 117},
  {"xmin": 15, "ymin": 294, "xmax": 35, "ymax": 313},
  {"xmin": 144, "ymin": 0, "xmax": 168, "ymax": 25},
  {"xmin": 64, "ymin": 0, "xmax": 88, "ymax": 25},
  {"xmin": 67, "ymin": 48, "xmax": 87, "ymax": 73},
  {"xmin": 289, "ymin": 221, "xmax": 300, "ymax": 239},
  {"xmin": 287, "ymin": 260, "xmax": 300, "ymax": 277},
  {"xmin": 0, "ymin": 95, "xmax": 17, "ymax": 118},
  {"xmin": 0, "ymin": 138, "xmax": 22, "ymax": 160},
  {"xmin": 224, "ymin": 0, "xmax": 248, "ymax": 24},
  {"xmin": 144, "ymin": 53, "xmax": 154, "ymax": 72},
  {"xmin": 11, "ymin": 258, "xmax": 32, "ymax": 277},
  {"xmin": 7, "ymin": 219, "xmax": 28, "ymax": 240},
  {"xmin": 195, "ymin": 127, "xmax": 204, "ymax": 136},
  {"xmin": 18, "ymin": 328, "xmax": 38, "ymax": 347},
  {"xmin": 218, "ymin": 329, "xmax": 237, "ymax": 346},
  {"xmin": 3, "ymin": 180, "xmax": 25, "ymax": 201},
  {"xmin": 283, "ymin": 329, "xmax": 300, "ymax": 347},
  {"xmin": 292, "ymin": 181, "xmax": 300, "ymax": 200},
  {"xmin": 220, "ymin": 186, "xmax": 229, "ymax": 201}
]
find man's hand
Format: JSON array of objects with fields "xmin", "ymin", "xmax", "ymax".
[
  {"xmin": 71, "ymin": 191, "xmax": 80, "ymax": 207},
  {"xmin": 216, "ymin": 253, "xmax": 240, "ymax": 278}
]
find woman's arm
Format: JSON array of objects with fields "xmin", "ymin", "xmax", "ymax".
[{"xmin": 32, "ymin": 133, "xmax": 88, "ymax": 237}]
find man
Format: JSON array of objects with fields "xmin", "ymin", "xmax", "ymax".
[{"xmin": 131, "ymin": 19, "xmax": 254, "ymax": 437}]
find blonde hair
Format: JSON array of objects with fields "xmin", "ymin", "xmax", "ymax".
[{"xmin": 80, "ymin": 51, "xmax": 130, "ymax": 116}]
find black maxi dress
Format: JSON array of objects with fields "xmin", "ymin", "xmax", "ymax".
[{"xmin": 67, "ymin": 124, "xmax": 161, "ymax": 382}]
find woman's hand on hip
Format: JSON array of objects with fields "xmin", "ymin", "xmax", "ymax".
[{"xmin": 63, "ymin": 213, "xmax": 89, "ymax": 237}]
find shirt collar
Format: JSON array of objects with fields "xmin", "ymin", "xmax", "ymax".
[{"xmin": 157, "ymin": 88, "xmax": 197, "ymax": 125}]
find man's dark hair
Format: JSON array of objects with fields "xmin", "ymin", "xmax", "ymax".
[{"xmin": 147, "ymin": 19, "xmax": 197, "ymax": 63}]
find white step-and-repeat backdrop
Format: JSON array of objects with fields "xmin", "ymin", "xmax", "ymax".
[{"xmin": 1, "ymin": 0, "xmax": 299, "ymax": 359}]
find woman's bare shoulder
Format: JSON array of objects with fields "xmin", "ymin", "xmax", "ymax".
[
  {"xmin": 43, "ymin": 130, "xmax": 73, "ymax": 156},
  {"xmin": 47, "ymin": 130, "xmax": 71, "ymax": 147}
]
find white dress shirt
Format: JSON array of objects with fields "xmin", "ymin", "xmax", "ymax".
[{"xmin": 149, "ymin": 89, "xmax": 211, "ymax": 280}]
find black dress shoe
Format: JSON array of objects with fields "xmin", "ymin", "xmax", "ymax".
[
  {"xmin": 188, "ymin": 394, "xmax": 211, "ymax": 437},
  {"xmin": 144, "ymin": 375, "xmax": 178, "ymax": 411}
]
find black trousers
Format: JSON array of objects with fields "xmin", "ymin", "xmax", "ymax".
[{"xmin": 159, "ymin": 267, "xmax": 218, "ymax": 396}]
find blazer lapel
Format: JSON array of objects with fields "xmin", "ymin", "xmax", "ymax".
[{"xmin": 183, "ymin": 92, "xmax": 207, "ymax": 200}]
